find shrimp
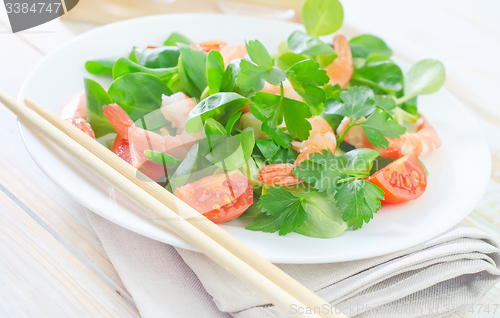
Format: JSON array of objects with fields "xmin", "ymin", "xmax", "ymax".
[
  {"xmin": 261, "ymin": 79, "xmax": 303, "ymax": 101},
  {"xmin": 160, "ymin": 92, "xmax": 197, "ymax": 134},
  {"xmin": 259, "ymin": 117, "xmax": 336, "ymax": 186},
  {"xmin": 219, "ymin": 44, "xmax": 247, "ymax": 66},
  {"xmin": 336, "ymin": 115, "xmax": 441, "ymax": 158},
  {"xmin": 325, "ymin": 34, "xmax": 353, "ymax": 89},
  {"xmin": 190, "ymin": 40, "xmax": 227, "ymax": 52},
  {"xmin": 292, "ymin": 116, "xmax": 337, "ymax": 165},
  {"xmin": 61, "ymin": 91, "xmax": 95, "ymax": 139},
  {"xmin": 103, "ymin": 93, "xmax": 202, "ymax": 169}
]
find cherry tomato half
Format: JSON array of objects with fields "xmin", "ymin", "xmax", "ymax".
[
  {"xmin": 175, "ymin": 170, "xmax": 253, "ymax": 223},
  {"xmin": 259, "ymin": 163, "xmax": 303, "ymax": 187},
  {"xmin": 110, "ymin": 135, "xmax": 166, "ymax": 181},
  {"xmin": 367, "ymin": 155, "xmax": 427, "ymax": 203}
]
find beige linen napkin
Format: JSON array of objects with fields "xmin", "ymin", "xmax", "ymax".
[{"xmin": 87, "ymin": 210, "xmax": 500, "ymax": 318}]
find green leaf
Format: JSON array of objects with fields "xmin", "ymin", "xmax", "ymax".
[
  {"xmin": 206, "ymin": 130, "xmax": 255, "ymax": 170},
  {"xmin": 133, "ymin": 46, "xmax": 180, "ymax": 68},
  {"xmin": 255, "ymin": 139, "xmax": 297, "ymax": 164},
  {"xmin": 289, "ymin": 185, "xmax": 348, "ymax": 238},
  {"xmin": 84, "ymin": 78, "xmax": 115, "ymax": 138},
  {"xmin": 337, "ymin": 148, "xmax": 381, "ymax": 178},
  {"xmin": 221, "ymin": 59, "xmax": 242, "ymax": 92},
  {"xmin": 335, "ymin": 179, "xmax": 384, "ymax": 229},
  {"xmin": 112, "ymin": 57, "xmax": 178, "ymax": 83},
  {"xmin": 397, "ymin": 59, "xmax": 446, "ymax": 104},
  {"xmin": 164, "ymin": 32, "xmax": 192, "ymax": 46},
  {"xmin": 320, "ymin": 98, "xmax": 343, "ymax": 131},
  {"xmin": 236, "ymin": 40, "xmax": 286, "ymax": 91},
  {"xmin": 108, "ymin": 73, "xmax": 171, "ymax": 122},
  {"xmin": 360, "ymin": 108, "xmax": 406, "ymax": 148},
  {"xmin": 302, "ymin": 0, "xmax": 343, "ymax": 36},
  {"xmin": 275, "ymin": 53, "xmax": 307, "ymax": 71},
  {"xmin": 206, "ymin": 50, "xmax": 225, "ymax": 95},
  {"xmin": 287, "ymin": 59, "xmax": 329, "ymax": 115},
  {"xmin": 246, "ymin": 40, "xmax": 273, "ymax": 67},
  {"xmin": 247, "ymin": 186, "xmax": 308, "ymax": 235},
  {"xmin": 225, "ymin": 112, "xmax": 241, "ymax": 135},
  {"xmin": 351, "ymin": 56, "xmax": 403, "ymax": 93},
  {"xmin": 85, "ymin": 58, "xmax": 117, "ymax": 75},
  {"xmin": 286, "ymin": 31, "xmax": 336, "ymax": 56},
  {"xmin": 144, "ymin": 150, "xmax": 181, "ymax": 168},
  {"xmin": 349, "ymin": 34, "xmax": 392, "ymax": 58},
  {"xmin": 374, "ymin": 95, "xmax": 396, "ymax": 112},
  {"xmin": 185, "ymin": 92, "xmax": 249, "ymax": 133},
  {"xmin": 287, "ymin": 59, "xmax": 330, "ymax": 86},
  {"xmin": 329, "ymin": 86, "xmax": 376, "ymax": 118},
  {"xmin": 250, "ymin": 92, "xmax": 312, "ymax": 141},
  {"xmin": 292, "ymin": 148, "xmax": 380, "ymax": 192},
  {"xmin": 178, "ymin": 44, "xmax": 208, "ymax": 99}
]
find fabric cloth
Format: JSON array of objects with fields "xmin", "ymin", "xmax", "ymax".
[{"xmin": 87, "ymin": 210, "xmax": 500, "ymax": 318}]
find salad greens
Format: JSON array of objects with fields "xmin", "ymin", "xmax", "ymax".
[{"xmin": 78, "ymin": 0, "xmax": 446, "ymax": 239}]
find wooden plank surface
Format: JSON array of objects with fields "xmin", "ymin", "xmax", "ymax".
[{"xmin": 0, "ymin": 0, "xmax": 499, "ymax": 317}]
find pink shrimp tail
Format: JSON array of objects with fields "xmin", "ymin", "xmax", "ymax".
[
  {"xmin": 103, "ymin": 103, "xmax": 135, "ymax": 139},
  {"xmin": 326, "ymin": 35, "xmax": 354, "ymax": 88}
]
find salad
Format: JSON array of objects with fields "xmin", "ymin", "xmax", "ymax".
[{"xmin": 61, "ymin": 0, "xmax": 445, "ymax": 239}]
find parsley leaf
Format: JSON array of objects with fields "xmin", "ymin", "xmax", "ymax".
[
  {"xmin": 336, "ymin": 86, "xmax": 376, "ymax": 118},
  {"xmin": 287, "ymin": 60, "xmax": 330, "ymax": 115},
  {"xmin": 359, "ymin": 108, "xmax": 406, "ymax": 148},
  {"xmin": 250, "ymin": 91, "xmax": 312, "ymax": 143},
  {"xmin": 236, "ymin": 40, "xmax": 286, "ymax": 91},
  {"xmin": 335, "ymin": 179, "xmax": 384, "ymax": 230},
  {"xmin": 246, "ymin": 186, "xmax": 308, "ymax": 235},
  {"xmin": 255, "ymin": 139, "xmax": 297, "ymax": 164},
  {"xmin": 374, "ymin": 95, "xmax": 396, "ymax": 112},
  {"xmin": 293, "ymin": 148, "xmax": 380, "ymax": 193},
  {"xmin": 292, "ymin": 148, "xmax": 384, "ymax": 229}
]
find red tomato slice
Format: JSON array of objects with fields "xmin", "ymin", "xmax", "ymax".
[
  {"xmin": 367, "ymin": 155, "xmax": 427, "ymax": 203},
  {"xmin": 259, "ymin": 163, "xmax": 303, "ymax": 187},
  {"xmin": 110, "ymin": 135, "xmax": 166, "ymax": 181},
  {"xmin": 175, "ymin": 170, "xmax": 253, "ymax": 223}
]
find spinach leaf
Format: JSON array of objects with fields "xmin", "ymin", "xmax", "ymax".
[
  {"xmin": 320, "ymin": 98, "xmax": 344, "ymax": 131},
  {"xmin": 144, "ymin": 150, "xmax": 181, "ymax": 168},
  {"xmin": 221, "ymin": 58, "xmax": 242, "ymax": 92},
  {"xmin": 185, "ymin": 92, "xmax": 249, "ymax": 133},
  {"xmin": 225, "ymin": 112, "xmax": 242, "ymax": 135},
  {"xmin": 85, "ymin": 57, "xmax": 118, "ymax": 75},
  {"xmin": 164, "ymin": 32, "xmax": 192, "ymax": 46},
  {"xmin": 178, "ymin": 43, "xmax": 208, "ymax": 99},
  {"xmin": 286, "ymin": 31, "xmax": 336, "ymax": 56},
  {"xmin": 206, "ymin": 50, "xmax": 225, "ymax": 95},
  {"xmin": 108, "ymin": 73, "xmax": 171, "ymax": 121},
  {"xmin": 351, "ymin": 55, "xmax": 403, "ymax": 92},
  {"xmin": 133, "ymin": 46, "xmax": 180, "ymax": 68},
  {"xmin": 397, "ymin": 59, "xmax": 446, "ymax": 104},
  {"xmin": 302, "ymin": 0, "xmax": 343, "ymax": 36},
  {"xmin": 112, "ymin": 57, "xmax": 178, "ymax": 83},
  {"xmin": 84, "ymin": 78, "xmax": 115, "ymax": 138},
  {"xmin": 349, "ymin": 34, "xmax": 392, "ymax": 58},
  {"xmin": 206, "ymin": 130, "xmax": 255, "ymax": 170}
]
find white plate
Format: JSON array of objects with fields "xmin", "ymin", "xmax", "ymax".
[{"xmin": 18, "ymin": 14, "xmax": 491, "ymax": 263}]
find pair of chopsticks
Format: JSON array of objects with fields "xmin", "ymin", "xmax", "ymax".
[{"xmin": 0, "ymin": 91, "xmax": 348, "ymax": 318}]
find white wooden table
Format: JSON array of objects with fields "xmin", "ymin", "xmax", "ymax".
[{"xmin": 0, "ymin": 1, "xmax": 499, "ymax": 317}]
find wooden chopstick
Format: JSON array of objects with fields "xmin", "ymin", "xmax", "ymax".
[
  {"xmin": 23, "ymin": 96, "xmax": 348, "ymax": 318},
  {"xmin": 0, "ymin": 91, "xmax": 332, "ymax": 318},
  {"xmin": 16, "ymin": 94, "xmax": 349, "ymax": 318}
]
